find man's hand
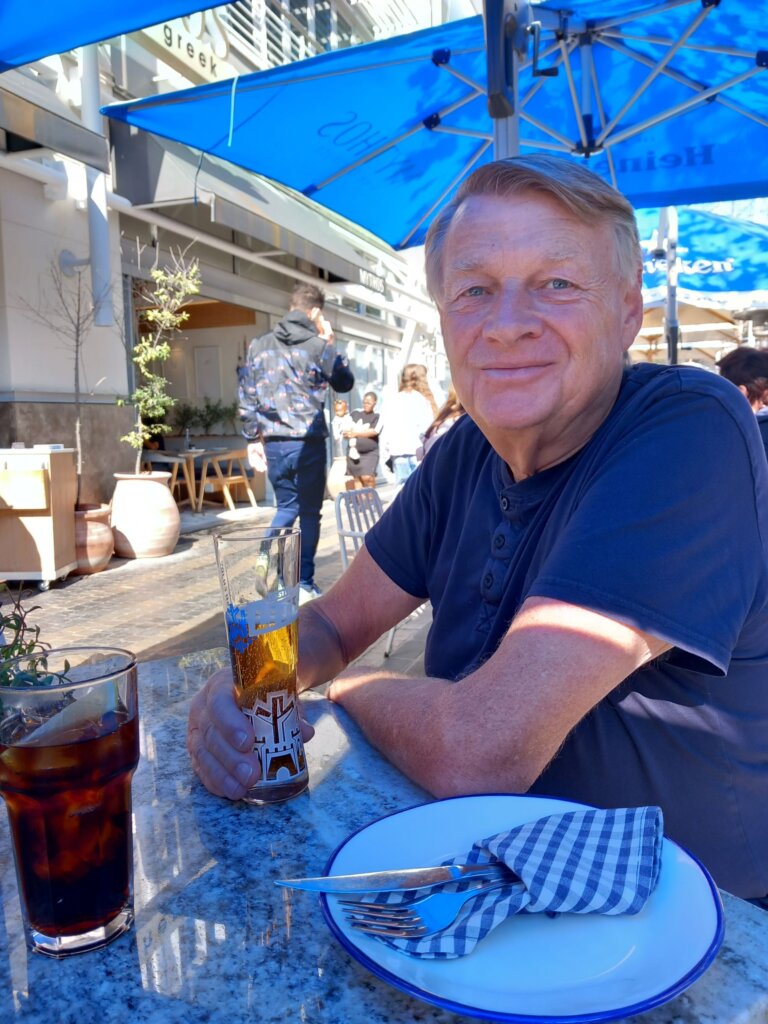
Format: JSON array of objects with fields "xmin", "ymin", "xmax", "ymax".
[
  {"xmin": 246, "ymin": 441, "xmax": 267, "ymax": 473},
  {"xmin": 314, "ymin": 312, "xmax": 335, "ymax": 342},
  {"xmin": 187, "ymin": 667, "xmax": 314, "ymax": 800}
]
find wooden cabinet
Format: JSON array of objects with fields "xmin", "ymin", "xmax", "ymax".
[{"xmin": 0, "ymin": 449, "xmax": 77, "ymax": 587}]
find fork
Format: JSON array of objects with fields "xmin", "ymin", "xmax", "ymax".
[{"xmin": 338, "ymin": 879, "xmax": 523, "ymax": 938}]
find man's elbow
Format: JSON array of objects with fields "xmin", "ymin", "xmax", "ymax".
[{"xmin": 415, "ymin": 714, "xmax": 551, "ymax": 798}]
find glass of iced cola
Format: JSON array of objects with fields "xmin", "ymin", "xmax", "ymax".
[
  {"xmin": 214, "ymin": 526, "xmax": 308, "ymax": 805},
  {"xmin": 0, "ymin": 646, "xmax": 140, "ymax": 957}
]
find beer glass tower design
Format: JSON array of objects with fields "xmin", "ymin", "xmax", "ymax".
[{"xmin": 215, "ymin": 527, "xmax": 309, "ymax": 804}]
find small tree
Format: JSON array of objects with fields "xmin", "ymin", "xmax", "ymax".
[
  {"xmin": 121, "ymin": 249, "xmax": 201, "ymax": 473},
  {"xmin": 21, "ymin": 259, "xmax": 104, "ymax": 507}
]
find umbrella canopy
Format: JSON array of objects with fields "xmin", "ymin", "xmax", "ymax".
[
  {"xmin": 103, "ymin": 0, "xmax": 768, "ymax": 249},
  {"xmin": 0, "ymin": 1, "xmax": 229, "ymax": 72},
  {"xmin": 637, "ymin": 207, "xmax": 768, "ymax": 310}
]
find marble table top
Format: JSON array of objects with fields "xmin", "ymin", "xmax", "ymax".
[{"xmin": 1, "ymin": 649, "xmax": 768, "ymax": 1024}]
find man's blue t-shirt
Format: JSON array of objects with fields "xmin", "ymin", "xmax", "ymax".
[{"xmin": 365, "ymin": 363, "xmax": 768, "ymax": 899}]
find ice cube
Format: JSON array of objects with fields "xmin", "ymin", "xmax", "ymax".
[{"xmin": 16, "ymin": 684, "xmax": 119, "ymax": 746}]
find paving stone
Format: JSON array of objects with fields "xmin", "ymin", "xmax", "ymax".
[{"xmin": 1, "ymin": 486, "xmax": 430, "ymax": 674}]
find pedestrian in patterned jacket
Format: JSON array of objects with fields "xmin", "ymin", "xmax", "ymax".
[{"xmin": 239, "ymin": 282, "xmax": 353, "ymax": 602}]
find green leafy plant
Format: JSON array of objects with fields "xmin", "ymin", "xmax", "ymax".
[
  {"xmin": 170, "ymin": 401, "xmax": 199, "ymax": 435},
  {"xmin": 220, "ymin": 401, "xmax": 239, "ymax": 434},
  {"xmin": 121, "ymin": 249, "xmax": 202, "ymax": 472},
  {"xmin": 0, "ymin": 586, "xmax": 61, "ymax": 687},
  {"xmin": 0, "ymin": 588, "xmax": 76, "ymax": 690},
  {"xmin": 195, "ymin": 398, "xmax": 227, "ymax": 434}
]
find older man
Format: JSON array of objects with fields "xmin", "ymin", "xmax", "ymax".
[{"xmin": 189, "ymin": 156, "xmax": 768, "ymax": 900}]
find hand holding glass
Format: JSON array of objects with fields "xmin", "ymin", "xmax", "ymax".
[{"xmin": 214, "ymin": 527, "xmax": 308, "ymax": 805}]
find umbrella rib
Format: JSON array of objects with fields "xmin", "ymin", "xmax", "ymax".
[
  {"xmin": 308, "ymin": 79, "xmax": 486, "ymax": 192},
  {"xmin": 587, "ymin": 57, "xmax": 618, "ymax": 189},
  {"xmin": 519, "ymin": 112, "xmax": 578, "ymax": 150},
  {"xmin": 600, "ymin": 36, "xmax": 768, "ymax": 129},
  {"xmin": 558, "ymin": 37, "xmax": 589, "ymax": 150},
  {"xmin": 602, "ymin": 29, "xmax": 755, "ymax": 61},
  {"xmin": 434, "ymin": 126, "xmax": 492, "ymax": 140},
  {"xmin": 398, "ymin": 140, "xmax": 491, "ymax": 248},
  {"xmin": 518, "ymin": 137, "xmax": 571, "ymax": 153},
  {"xmin": 594, "ymin": 2, "xmax": 712, "ymax": 147},
  {"xmin": 714, "ymin": 95, "xmax": 768, "ymax": 130},
  {"xmin": 440, "ymin": 63, "xmax": 487, "ymax": 93},
  {"xmin": 592, "ymin": 0, "xmax": 696, "ymax": 33},
  {"xmin": 606, "ymin": 64, "xmax": 766, "ymax": 147}
]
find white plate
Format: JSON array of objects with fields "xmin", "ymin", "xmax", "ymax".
[{"xmin": 320, "ymin": 794, "xmax": 723, "ymax": 1023}]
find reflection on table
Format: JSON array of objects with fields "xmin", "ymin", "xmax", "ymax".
[
  {"xmin": 0, "ymin": 649, "xmax": 767, "ymax": 1024},
  {"xmin": 141, "ymin": 448, "xmax": 258, "ymax": 513}
]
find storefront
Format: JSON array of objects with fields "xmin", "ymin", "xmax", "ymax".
[{"xmin": 0, "ymin": 8, "xmax": 442, "ymax": 504}]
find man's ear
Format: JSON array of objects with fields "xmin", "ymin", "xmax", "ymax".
[
  {"xmin": 308, "ymin": 306, "xmax": 321, "ymax": 323},
  {"xmin": 621, "ymin": 272, "xmax": 644, "ymax": 352}
]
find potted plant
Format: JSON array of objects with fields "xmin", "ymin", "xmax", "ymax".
[
  {"xmin": 24, "ymin": 259, "xmax": 115, "ymax": 576},
  {"xmin": 111, "ymin": 249, "xmax": 201, "ymax": 559},
  {"xmin": 170, "ymin": 401, "xmax": 200, "ymax": 447}
]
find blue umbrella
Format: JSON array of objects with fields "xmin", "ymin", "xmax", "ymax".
[
  {"xmin": 102, "ymin": 0, "xmax": 768, "ymax": 249},
  {"xmin": 637, "ymin": 207, "xmax": 768, "ymax": 310},
  {"xmin": 636, "ymin": 204, "xmax": 768, "ymax": 362},
  {"xmin": 0, "ymin": 1, "xmax": 229, "ymax": 72}
]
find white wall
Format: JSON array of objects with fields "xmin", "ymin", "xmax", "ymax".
[{"xmin": 0, "ymin": 163, "xmax": 127, "ymax": 400}]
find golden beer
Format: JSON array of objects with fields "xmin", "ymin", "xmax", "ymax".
[{"xmin": 225, "ymin": 599, "xmax": 308, "ymax": 804}]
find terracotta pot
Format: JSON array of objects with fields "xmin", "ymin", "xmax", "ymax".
[
  {"xmin": 73, "ymin": 503, "xmax": 114, "ymax": 576},
  {"xmin": 110, "ymin": 472, "xmax": 180, "ymax": 559}
]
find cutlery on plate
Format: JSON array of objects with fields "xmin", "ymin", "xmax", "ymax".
[
  {"xmin": 341, "ymin": 879, "xmax": 523, "ymax": 938},
  {"xmin": 275, "ymin": 862, "xmax": 515, "ymax": 894}
]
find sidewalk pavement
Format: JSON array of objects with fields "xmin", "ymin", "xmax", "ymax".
[{"xmin": 5, "ymin": 483, "xmax": 430, "ymax": 676}]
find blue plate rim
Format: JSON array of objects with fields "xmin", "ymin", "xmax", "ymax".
[{"xmin": 320, "ymin": 792, "xmax": 725, "ymax": 1024}]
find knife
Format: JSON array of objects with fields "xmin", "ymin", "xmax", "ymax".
[{"xmin": 275, "ymin": 862, "xmax": 514, "ymax": 894}]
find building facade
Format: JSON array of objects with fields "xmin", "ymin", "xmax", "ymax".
[{"xmin": 0, "ymin": 2, "xmax": 467, "ymax": 503}]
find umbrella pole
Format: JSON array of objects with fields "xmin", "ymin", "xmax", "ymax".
[
  {"xmin": 657, "ymin": 206, "xmax": 680, "ymax": 365},
  {"xmin": 485, "ymin": 0, "xmax": 528, "ymax": 157}
]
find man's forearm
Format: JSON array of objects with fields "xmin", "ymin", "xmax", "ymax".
[
  {"xmin": 297, "ymin": 601, "xmax": 352, "ymax": 692},
  {"xmin": 327, "ymin": 667, "xmax": 460, "ymax": 795}
]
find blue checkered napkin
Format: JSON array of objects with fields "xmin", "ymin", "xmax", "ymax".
[{"xmin": 367, "ymin": 806, "xmax": 663, "ymax": 959}]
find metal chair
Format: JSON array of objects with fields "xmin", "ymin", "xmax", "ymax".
[{"xmin": 334, "ymin": 488, "xmax": 397, "ymax": 657}]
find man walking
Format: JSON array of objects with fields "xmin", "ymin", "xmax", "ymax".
[{"xmin": 239, "ymin": 282, "xmax": 353, "ymax": 602}]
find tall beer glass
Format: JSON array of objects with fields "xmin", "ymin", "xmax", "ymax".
[
  {"xmin": 0, "ymin": 646, "xmax": 139, "ymax": 957},
  {"xmin": 214, "ymin": 527, "xmax": 308, "ymax": 805}
]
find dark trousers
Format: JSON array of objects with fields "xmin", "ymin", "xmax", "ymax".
[{"xmin": 264, "ymin": 438, "xmax": 327, "ymax": 587}]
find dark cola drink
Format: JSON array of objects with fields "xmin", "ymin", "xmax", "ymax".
[
  {"xmin": 0, "ymin": 706, "xmax": 139, "ymax": 954},
  {"xmin": 0, "ymin": 646, "xmax": 140, "ymax": 957}
]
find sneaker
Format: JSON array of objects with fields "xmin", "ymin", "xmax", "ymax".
[{"xmin": 299, "ymin": 583, "xmax": 322, "ymax": 606}]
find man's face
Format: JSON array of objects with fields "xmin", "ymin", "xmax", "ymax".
[
  {"xmin": 362, "ymin": 395, "xmax": 377, "ymax": 413},
  {"xmin": 437, "ymin": 191, "xmax": 643, "ymax": 468}
]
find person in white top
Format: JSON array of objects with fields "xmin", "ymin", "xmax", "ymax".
[
  {"xmin": 416, "ymin": 385, "xmax": 465, "ymax": 461},
  {"xmin": 383, "ymin": 364, "xmax": 438, "ymax": 484}
]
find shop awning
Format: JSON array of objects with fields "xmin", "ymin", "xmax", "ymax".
[
  {"xmin": 0, "ymin": 2, "xmax": 230, "ymax": 71},
  {"xmin": 111, "ymin": 122, "xmax": 393, "ymax": 283},
  {"xmin": 0, "ymin": 71, "xmax": 108, "ymax": 171}
]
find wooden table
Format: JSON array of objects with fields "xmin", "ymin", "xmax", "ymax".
[
  {"xmin": 141, "ymin": 448, "xmax": 257, "ymax": 513},
  {"xmin": 196, "ymin": 447, "xmax": 257, "ymax": 512},
  {"xmin": 140, "ymin": 448, "xmax": 203, "ymax": 509},
  {"xmin": 1, "ymin": 649, "xmax": 767, "ymax": 1024}
]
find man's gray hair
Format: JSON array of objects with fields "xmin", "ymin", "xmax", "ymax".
[{"xmin": 424, "ymin": 155, "xmax": 643, "ymax": 304}]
